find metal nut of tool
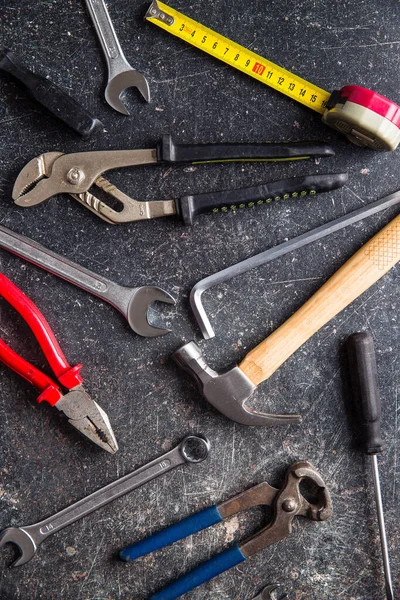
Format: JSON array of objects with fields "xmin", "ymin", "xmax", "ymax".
[
  {"xmin": 66, "ymin": 167, "xmax": 84, "ymax": 185},
  {"xmin": 147, "ymin": 2, "xmax": 175, "ymax": 25},
  {"xmin": 282, "ymin": 498, "xmax": 297, "ymax": 513}
]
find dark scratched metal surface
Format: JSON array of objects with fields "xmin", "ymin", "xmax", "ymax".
[{"xmin": 0, "ymin": 1, "xmax": 399, "ymax": 599}]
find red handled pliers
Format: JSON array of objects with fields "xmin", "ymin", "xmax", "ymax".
[{"xmin": 0, "ymin": 273, "xmax": 118, "ymax": 454}]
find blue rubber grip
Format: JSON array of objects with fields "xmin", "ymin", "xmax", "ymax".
[
  {"xmin": 149, "ymin": 544, "xmax": 246, "ymax": 600},
  {"xmin": 120, "ymin": 505, "xmax": 222, "ymax": 562}
]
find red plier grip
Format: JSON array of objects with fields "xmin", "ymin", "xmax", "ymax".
[
  {"xmin": 0, "ymin": 339, "xmax": 62, "ymax": 405},
  {"xmin": 0, "ymin": 273, "xmax": 83, "ymax": 404}
]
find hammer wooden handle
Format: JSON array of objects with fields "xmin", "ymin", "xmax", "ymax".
[{"xmin": 239, "ymin": 213, "xmax": 400, "ymax": 386}]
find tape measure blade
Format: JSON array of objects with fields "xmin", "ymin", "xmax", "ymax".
[{"xmin": 146, "ymin": 1, "xmax": 330, "ymax": 114}]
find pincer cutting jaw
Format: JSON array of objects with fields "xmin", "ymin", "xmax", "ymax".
[
  {"xmin": 172, "ymin": 341, "xmax": 302, "ymax": 425},
  {"xmin": 12, "ymin": 152, "xmax": 64, "ymax": 207},
  {"xmin": 0, "ymin": 527, "xmax": 36, "ymax": 567}
]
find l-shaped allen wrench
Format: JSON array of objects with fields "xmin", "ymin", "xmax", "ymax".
[{"xmin": 190, "ymin": 187, "xmax": 400, "ymax": 339}]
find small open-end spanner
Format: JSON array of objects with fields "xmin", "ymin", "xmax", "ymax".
[
  {"xmin": 252, "ymin": 584, "xmax": 288, "ymax": 600},
  {"xmin": 0, "ymin": 226, "xmax": 175, "ymax": 337},
  {"xmin": 84, "ymin": 0, "xmax": 150, "ymax": 114},
  {"xmin": 0, "ymin": 435, "xmax": 210, "ymax": 566}
]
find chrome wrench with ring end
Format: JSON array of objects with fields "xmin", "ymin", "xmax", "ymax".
[{"xmin": 0, "ymin": 435, "xmax": 210, "ymax": 566}]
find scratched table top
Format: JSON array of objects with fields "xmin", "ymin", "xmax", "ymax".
[{"xmin": 0, "ymin": 1, "xmax": 399, "ymax": 599}]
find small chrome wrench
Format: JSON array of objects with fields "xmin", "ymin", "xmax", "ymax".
[
  {"xmin": 0, "ymin": 435, "xmax": 210, "ymax": 566},
  {"xmin": 85, "ymin": 0, "xmax": 150, "ymax": 114},
  {"xmin": 0, "ymin": 225, "xmax": 175, "ymax": 337}
]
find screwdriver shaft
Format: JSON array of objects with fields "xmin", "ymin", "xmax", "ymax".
[
  {"xmin": 370, "ymin": 455, "xmax": 394, "ymax": 600},
  {"xmin": 346, "ymin": 332, "xmax": 394, "ymax": 600}
]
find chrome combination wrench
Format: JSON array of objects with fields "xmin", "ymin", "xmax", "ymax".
[
  {"xmin": 0, "ymin": 225, "xmax": 175, "ymax": 337},
  {"xmin": 0, "ymin": 435, "xmax": 210, "ymax": 566}
]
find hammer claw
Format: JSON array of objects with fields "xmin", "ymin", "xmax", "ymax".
[{"xmin": 172, "ymin": 341, "xmax": 301, "ymax": 426}]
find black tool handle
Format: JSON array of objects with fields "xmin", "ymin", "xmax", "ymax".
[
  {"xmin": 346, "ymin": 332, "xmax": 384, "ymax": 455},
  {"xmin": 175, "ymin": 172, "xmax": 348, "ymax": 225},
  {"xmin": 0, "ymin": 48, "xmax": 103, "ymax": 139},
  {"xmin": 157, "ymin": 134, "xmax": 335, "ymax": 162}
]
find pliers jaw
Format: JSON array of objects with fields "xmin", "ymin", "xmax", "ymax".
[
  {"xmin": 240, "ymin": 461, "xmax": 333, "ymax": 558},
  {"xmin": 55, "ymin": 386, "xmax": 118, "ymax": 455},
  {"xmin": 13, "ymin": 148, "xmax": 158, "ymax": 209},
  {"xmin": 13, "ymin": 152, "xmax": 64, "ymax": 206}
]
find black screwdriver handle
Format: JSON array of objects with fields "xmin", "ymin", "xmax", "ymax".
[
  {"xmin": 346, "ymin": 332, "xmax": 385, "ymax": 455},
  {"xmin": 0, "ymin": 48, "xmax": 103, "ymax": 139},
  {"xmin": 157, "ymin": 134, "xmax": 335, "ymax": 162},
  {"xmin": 175, "ymin": 172, "xmax": 348, "ymax": 225}
]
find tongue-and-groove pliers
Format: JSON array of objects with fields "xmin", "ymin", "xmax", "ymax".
[
  {"xmin": 0, "ymin": 273, "xmax": 118, "ymax": 454},
  {"xmin": 12, "ymin": 136, "xmax": 347, "ymax": 226}
]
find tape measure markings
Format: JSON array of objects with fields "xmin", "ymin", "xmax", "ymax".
[
  {"xmin": 146, "ymin": 1, "xmax": 331, "ymax": 114},
  {"xmin": 146, "ymin": 1, "xmax": 400, "ymax": 151}
]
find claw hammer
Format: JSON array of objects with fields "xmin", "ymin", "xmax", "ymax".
[{"xmin": 173, "ymin": 211, "xmax": 400, "ymax": 425}]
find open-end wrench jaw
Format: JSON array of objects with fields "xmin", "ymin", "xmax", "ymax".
[
  {"xmin": 128, "ymin": 286, "xmax": 176, "ymax": 337},
  {"xmin": 105, "ymin": 70, "xmax": 151, "ymax": 115},
  {"xmin": 0, "ymin": 527, "xmax": 36, "ymax": 567},
  {"xmin": 173, "ymin": 341, "xmax": 302, "ymax": 425}
]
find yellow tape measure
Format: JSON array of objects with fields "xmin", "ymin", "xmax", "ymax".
[
  {"xmin": 145, "ymin": 1, "xmax": 330, "ymax": 114},
  {"xmin": 145, "ymin": 1, "xmax": 400, "ymax": 151}
]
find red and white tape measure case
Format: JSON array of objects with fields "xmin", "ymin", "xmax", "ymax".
[{"xmin": 323, "ymin": 85, "xmax": 400, "ymax": 151}]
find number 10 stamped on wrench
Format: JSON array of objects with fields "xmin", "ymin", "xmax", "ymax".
[{"xmin": 0, "ymin": 435, "xmax": 210, "ymax": 566}]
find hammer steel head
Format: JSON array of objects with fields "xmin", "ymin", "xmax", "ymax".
[
  {"xmin": 0, "ymin": 527, "xmax": 36, "ymax": 567},
  {"xmin": 172, "ymin": 341, "xmax": 302, "ymax": 426}
]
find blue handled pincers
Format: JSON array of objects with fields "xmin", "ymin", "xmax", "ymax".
[{"xmin": 120, "ymin": 461, "xmax": 332, "ymax": 599}]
